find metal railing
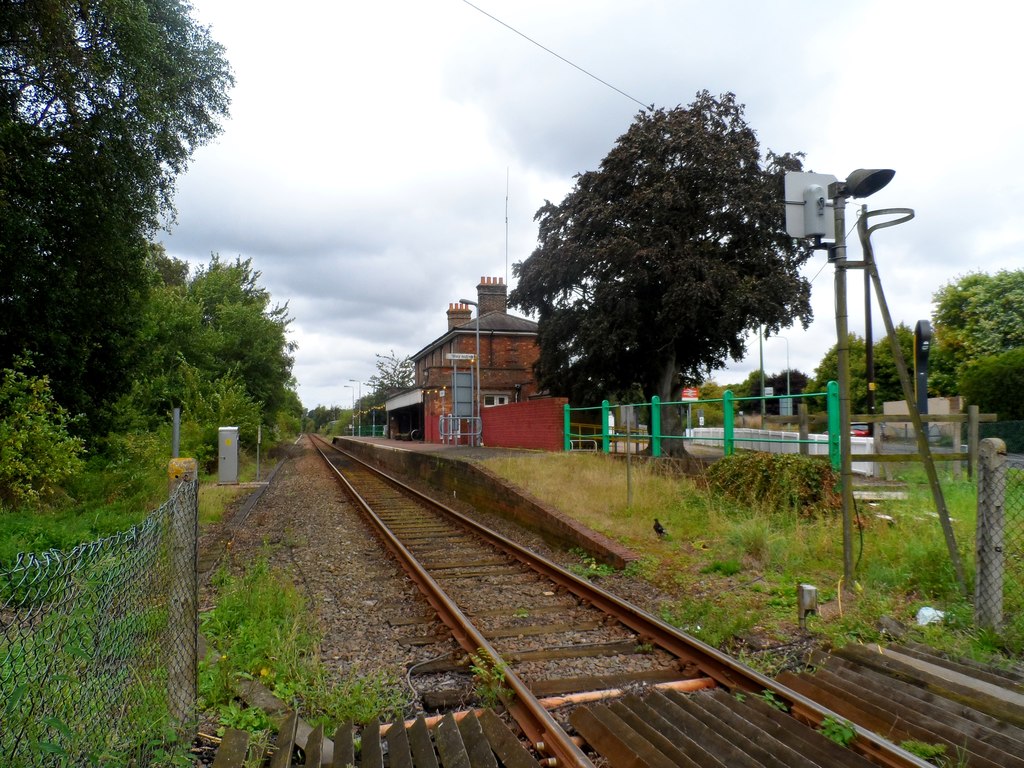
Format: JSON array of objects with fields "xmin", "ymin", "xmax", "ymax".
[
  {"xmin": 563, "ymin": 387, "xmax": 837, "ymax": 460},
  {"xmin": 1, "ymin": 476, "xmax": 199, "ymax": 765}
]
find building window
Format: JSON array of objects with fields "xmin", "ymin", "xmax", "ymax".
[{"xmin": 484, "ymin": 394, "xmax": 509, "ymax": 407}]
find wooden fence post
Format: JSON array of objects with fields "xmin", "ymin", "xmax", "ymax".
[
  {"xmin": 975, "ymin": 438, "xmax": 1006, "ymax": 632},
  {"xmin": 168, "ymin": 457, "xmax": 199, "ymax": 732}
]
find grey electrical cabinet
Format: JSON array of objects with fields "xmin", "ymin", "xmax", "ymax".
[{"xmin": 218, "ymin": 426, "xmax": 239, "ymax": 484}]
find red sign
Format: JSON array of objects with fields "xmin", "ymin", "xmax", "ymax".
[{"xmin": 680, "ymin": 387, "xmax": 700, "ymax": 401}]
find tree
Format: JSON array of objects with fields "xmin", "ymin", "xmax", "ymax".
[
  {"xmin": 960, "ymin": 348, "xmax": 1024, "ymax": 421},
  {"xmin": 0, "ymin": 0, "xmax": 233, "ymax": 437},
  {"xmin": 510, "ymin": 92, "xmax": 812, "ymax": 453},
  {"xmin": 930, "ymin": 270, "xmax": 1024, "ymax": 395},
  {"xmin": 805, "ymin": 324, "xmax": 914, "ymax": 415},
  {"xmin": 114, "ymin": 253, "xmax": 296, "ymax": 446},
  {"xmin": 368, "ymin": 350, "xmax": 415, "ymax": 398}
]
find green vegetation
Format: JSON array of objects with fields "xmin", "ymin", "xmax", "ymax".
[
  {"xmin": 200, "ymin": 557, "xmax": 409, "ymax": 738},
  {"xmin": 479, "ymin": 451, "xmax": 1018, "ymax": 670},
  {"xmin": 467, "ymin": 649, "xmax": 512, "ymax": 709},
  {"xmin": 0, "ymin": 358, "xmax": 85, "ymax": 510},
  {"xmin": 819, "ymin": 715, "xmax": 857, "ymax": 747}
]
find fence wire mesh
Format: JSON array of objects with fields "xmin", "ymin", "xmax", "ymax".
[
  {"xmin": 974, "ymin": 439, "xmax": 1024, "ymax": 648},
  {"xmin": 1, "ymin": 477, "xmax": 198, "ymax": 766}
]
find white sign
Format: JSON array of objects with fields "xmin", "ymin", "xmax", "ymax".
[{"xmin": 447, "ymin": 353, "xmax": 475, "ymax": 361}]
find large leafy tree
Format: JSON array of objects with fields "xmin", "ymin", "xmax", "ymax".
[
  {"xmin": 930, "ymin": 270, "xmax": 1024, "ymax": 395},
  {"xmin": 0, "ymin": 0, "xmax": 233, "ymax": 437},
  {"xmin": 510, "ymin": 92, "xmax": 812, "ymax": 451},
  {"xmin": 115, "ymin": 252, "xmax": 297, "ymax": 459}
]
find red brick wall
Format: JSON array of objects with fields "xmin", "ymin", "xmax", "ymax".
[{"xmin": 482, "ymin": 398, "xmax": 567, "ymax": 452}]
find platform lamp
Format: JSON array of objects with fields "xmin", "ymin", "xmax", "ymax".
[
  {"xmin": 348, "ymin": 379, "xmax": 364, "ymax": 436},
  {"xmin": 458, "ymin": 297, "xmax": 482, "ymax": 447},
  {"xmin": 786, "ymin": 168, "xmax": 894, "ymax": 588},
  {"xmin": 343, "ymin": 384, "xmax": 355, "ymax": 435}
]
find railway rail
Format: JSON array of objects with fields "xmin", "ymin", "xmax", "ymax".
[{"xmin": 307, "ymin": 435, "xmax": 940, "ymax": 768}]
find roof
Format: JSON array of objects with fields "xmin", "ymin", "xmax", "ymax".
[{"xmin": 411, "ymin": 311, "xmax": 538, "ymax": 362}]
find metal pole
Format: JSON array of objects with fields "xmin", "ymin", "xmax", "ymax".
[
  {"xmin": 475, "ymin": 312, "xmax": 481, "ymax": 446},
  {"xmin": 861, "ymin": 205, "xmax": 875, "ymax": 435},
  {"xmin": 830, "ymin": 188, "xmax": 855, "ymax": 588},
  {"xmin": 759, "ymin": 325, "xmax": 766, "ymax": 416}
]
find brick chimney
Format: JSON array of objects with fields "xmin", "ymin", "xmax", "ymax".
[
  {"xmin": 446, "ymin": 302, "xmax": 473, "ymax": 330},
  {"xmin": 477, "ymin": 276, "xmax": 507, "ymax": 316}
]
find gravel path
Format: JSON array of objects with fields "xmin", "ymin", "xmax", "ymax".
[{"xmin": 199, "ymin": 435, "xmax": 681, "ymax": 712}]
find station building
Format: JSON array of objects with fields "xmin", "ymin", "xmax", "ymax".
[{"xmin": 385, "ymin": 277, "xmax": 542, "ymax": 443}]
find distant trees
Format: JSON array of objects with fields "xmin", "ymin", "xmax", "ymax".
[
  {"xmin": 960, "ymin": 348, "xmax": 1024, "ymax": 421},
  {"xmin": 0, "ymin": 0, "xmax": 233, "ymax": 438},
  {"xmin": 930, "ymin": 270, "xmax": 1024, "ymax": 395},
  {"xmin": 804, "ymin": 325, "xmax": 914, "ymax": 414},
  {"xmin": 511, "ymin": 92, "xmax": 811, "ymax": 454},
  {"xmin": 116, "ymin": 252, "xmax": 298, "ymax": 466}
]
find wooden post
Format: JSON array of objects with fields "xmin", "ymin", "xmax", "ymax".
[
  {"xmin": 975, "ymin": 438, "xmax": 1006, "ymax": 632},
  {"xmin": 968, "ymin": 404, "xmax": 980, "ymax": 480},
  {"xmin": 167, "ymin": 458, "xmax": 199, "ymax": 732}
]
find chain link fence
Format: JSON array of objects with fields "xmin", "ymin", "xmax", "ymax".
[
  {"xmin": 975, "ymin": 438, "xmax": 1024, "ymax": 648},
  {"xmin": 1, "ymin": 475, "xmax": 198, "ymax": 766}
]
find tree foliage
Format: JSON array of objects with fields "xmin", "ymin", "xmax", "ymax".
[
  {"xmin": 0, "ymin": 358, "xmax": 85, "ymax": 509},
  {"xmin": 806, "ymin": 325, "xmax": 914, "ymax": 414},
  {"xmin": 368, "ymin": 350, "xmax": 414, "ymax": 398},
  {"xmin": 510, "ymin": 92, "xmax": 812, "ymax": 453},
  {"xmin": 0, "ymin": 0, "xmax": 233, "ymax": 437},
  {"xmin": 116, "ymin": 253, "xmax": 297, "ymax": 455},
  {"xmin": 930, "ymin": 270, "xmax": 1024, "ymax": 395},
  {"xmin": 959, "ymin": 348, "xmax": 1024, "ymax": 421}
]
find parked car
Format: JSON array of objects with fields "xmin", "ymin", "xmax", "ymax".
[{"xmin": 851, "ymin": 422, "xmax": 870, "ymax": 437}]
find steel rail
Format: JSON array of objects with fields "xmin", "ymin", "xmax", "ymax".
[
  {"xmin": 311, "ymin": 436, "xmax": 593, "ymax": 768},
  {"xmin": 311, "ymin": 436, "xmax": 930, "ymax": 768}
]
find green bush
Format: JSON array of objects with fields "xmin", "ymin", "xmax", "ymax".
[
  {"xmin": 705, "ymin": 453, "xmax": 839, "ymax": 516},
  {"xmin": 0, "ymin": 358, "xmax": 85, "ymax": 510}
]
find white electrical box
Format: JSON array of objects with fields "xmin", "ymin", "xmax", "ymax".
[
  {"xmin": 218, "ymin": 426, "xmax": 239, "ymax": 485},
  {"xmin": 785, "ymin": 172, "xmax": 838, "ymax": 239}
]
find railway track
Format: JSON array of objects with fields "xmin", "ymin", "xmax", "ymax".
[{"xmin": 308, "ymin": 435, "xmax": 941, "ymax": 767}]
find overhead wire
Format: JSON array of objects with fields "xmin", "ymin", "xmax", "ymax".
[{"xmin": 460, "ymin": 0, "xmax": 652, "ymax": 110}]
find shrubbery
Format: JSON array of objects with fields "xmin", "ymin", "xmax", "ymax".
[
  {"xmin": 705, "ymin": 452, "xmax": 839, "ymax": 516},
  {"xmin": 0, "ymin": 358, "xmax": 85, "ymax": 510}
]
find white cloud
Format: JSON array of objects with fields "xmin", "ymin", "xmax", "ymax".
[{"xmin": 163, "ymin": 0, "xmax": 1024, "ymax": 407}]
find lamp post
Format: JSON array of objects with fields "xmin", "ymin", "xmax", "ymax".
[
  {"xmin": 348, "ymin": 379, "xmax": 363, "ymax": 436},
  {"xmin": 344, "ymin": 384, "xmax": 354, "ymax": 435},
  {"xmin": 828, "ymin": 169, "xmax": 894, "ymax": 587},
  {"xmin": 458, "ymin": 297, "xmax": 482, "ymax": 447}
]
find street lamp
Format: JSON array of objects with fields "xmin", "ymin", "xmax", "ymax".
[
  {"xmin": 458, "ymin": 297, "xmax": 482, "ymax": 447},
  {"xmin": 348, "ymin": 379, "xmax": 363, "ymax": 436},
  {"xmin": 828, "ymin": 169, "xmax": 894, "ymax": 588},
  {"xmin": 344, "ymin": 384, "xmax": 354, "ymax": 435}
]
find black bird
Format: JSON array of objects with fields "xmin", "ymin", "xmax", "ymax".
[{"xmin": 653, "ymin": 518, "xmax": 667, "ymax": 538}]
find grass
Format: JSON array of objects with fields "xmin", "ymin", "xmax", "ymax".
[
  {"xmin": 200, "ymin": 556, "xmax": 409, "ymax": 738},
  {"xmin": 479, "ymin": 451, "xmax": 1021, "ymax": 669}
]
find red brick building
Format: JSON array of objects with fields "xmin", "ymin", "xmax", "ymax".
[{"xmin": 385, "ymin": 277, "xmax": 542, "ymax": 443}]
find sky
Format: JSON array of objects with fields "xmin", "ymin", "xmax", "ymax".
[{"xmin": 161, "ymin": 0, "xmax": 1024, "ymax": 410}]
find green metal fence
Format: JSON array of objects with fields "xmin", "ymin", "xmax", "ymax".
[
  {"xmin": 1, "ymin": 477, "xmax": 199, "ymax": 766},
  {"xmin": 564, "ymin": 385, "xmax": 839, "ymax": 464}
]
